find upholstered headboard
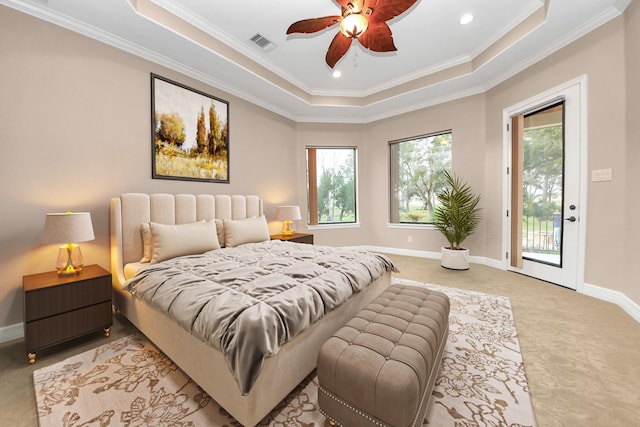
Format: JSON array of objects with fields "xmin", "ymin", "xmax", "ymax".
[{"xmin": 110, "ymin": 193, "xmax": 263, "ymax": 287}]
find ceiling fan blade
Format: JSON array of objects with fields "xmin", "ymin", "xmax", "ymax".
[
  {"xmin": 286, "ymin": 16, "xmax": 342, "ymax": 34},
  {"xmin": 326, "ymin": 32, "xmax": 353, "ymax": 68},
  {"xmin": 368, "ymin": 0, "xmax": 417, "ymax": 23},
  {"xmin": 357, "ymin": 22, "xmax": 397, "ymax": 52}
]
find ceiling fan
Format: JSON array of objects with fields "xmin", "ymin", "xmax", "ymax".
[{"xmin": 286, "ymin": 0, "xmax": 418, "ymax": 69}]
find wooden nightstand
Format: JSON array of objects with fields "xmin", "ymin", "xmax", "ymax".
[
  {"xmin": 23, "ymin": 264, "xmax": 112, "ymax": 364},
  {"xmin": 271, "ymin": 233, "xmax": 314, "ymax": 244}
]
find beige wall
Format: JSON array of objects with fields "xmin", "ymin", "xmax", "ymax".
[
  {"xmin": 297, "ymin": 10, "xmax": 638, "ymax": 306},
  {"xmin": 486, "ymin": 18, "xmax": 628, "ymax": 270},
  {"xmin": 1, "ymin": 5, "xmax": 638, "ymax": 330},
  {"xmin": 484, "ymin": 14, "xmax": 635, "ymax": 302},
  {"xmin": 294, "ymin": 122, "xmax": 368, "ymax": 247},
  {"xmin": 365, "ymin": 95, "xmax": 486, "ymax": 254},
  {"xmin": 295, "ymin": 95, "xmax": 486, "ymax": 253},
  {"xmin": 624, "ymin": 0, "xmax": 640, "ymax": 304},
  {"xmin": 0, "ymin": 6, "xmax": 298, "ymax": 328}
]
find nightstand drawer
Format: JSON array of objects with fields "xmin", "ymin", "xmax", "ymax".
[
  {"xmin": 24, "ymin": 301, "xmax": 112, "ymax": 352},
  {"xmin": 24, "ymin": 275, "xmax": 111, "ymax": 322},
  {"xmin": 23, "ymin": 265, "xmax": 113, "ymax": 363}
]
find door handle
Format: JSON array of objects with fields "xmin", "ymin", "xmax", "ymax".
[{"xmin": 564, "ymin": 216, "xmax": 577, "ymax": 222}]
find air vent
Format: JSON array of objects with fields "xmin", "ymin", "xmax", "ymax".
[{"xmin": 249, "ymin": 33, "xmax": 276, "ymax": 52}]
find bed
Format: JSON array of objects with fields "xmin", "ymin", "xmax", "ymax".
[{"xmin": 109, "ymin": 193, "xmax": 395, "ymax": 426}]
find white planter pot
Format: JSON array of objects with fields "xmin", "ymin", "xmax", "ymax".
[{"xmin": 441, "ymin": 247, "xmax": 470, "ymax": 270}]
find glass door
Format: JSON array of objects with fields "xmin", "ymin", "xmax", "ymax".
[
  {"xmin": 507, "ymin": 82, "xmax": 583, "ymax": 290},
  {"xmin": 522, "ymin": 102, "xmax": 564, "ymax": 266}
]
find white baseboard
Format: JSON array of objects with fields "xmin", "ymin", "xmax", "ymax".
[
  {"xmin": 581, "ymin": 282, "xmax": 640, "ymax": 323},
  {"xmin": 0, "ymin": 322, "xmax": 23, "ymax": 344},
  {"xmin": 2, "ymin": 249, "xmax": 637, "ymax": 345},
  {"xmin": 471, "ymin": 255, "xmax": 505, "ymax": 270},
  {"xmin": 351, "ymin": 245, "xmax": 441, "ymax": 260},
  {"xmin": 359, "ymin": 245, "xmax": 640, "ymax": 324},
  {"xmin": 356, "ymin": 245, "xmax": 504, "ymax": 269}
]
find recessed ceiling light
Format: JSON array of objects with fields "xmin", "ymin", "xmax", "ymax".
[
  {"xmin": 460, "ymin": 14, "xmax": 474, "ymax": 25},
  {"xmin": 333, "ymin": 70, "xmax": 342, "ymax": 78}
]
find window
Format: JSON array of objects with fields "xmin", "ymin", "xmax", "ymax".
[
  {"xmin": 389, "ymin": 131, "xmax": 452, "ymax": 224},
  {"xmin": 306, "ymin": 147, "xmax": 357, "ymax": 225}
]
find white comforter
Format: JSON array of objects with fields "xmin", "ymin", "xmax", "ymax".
[{"xmin": 124, "ymin": 240, "xmax": 397, "ymax": 394}]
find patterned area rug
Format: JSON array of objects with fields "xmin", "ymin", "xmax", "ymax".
[{"xmin": 33, "ymin": 279, "xmax": 536, "ymax": 426}]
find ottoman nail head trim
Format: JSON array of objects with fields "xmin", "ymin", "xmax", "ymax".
[{"xmin": 319, "ymin": 387, "xmax": 386, "ymax": 427}]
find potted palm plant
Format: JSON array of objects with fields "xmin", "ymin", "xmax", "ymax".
[{"xmin": 432, "ymin": 170, "xmax": 481, "ymax": 270}]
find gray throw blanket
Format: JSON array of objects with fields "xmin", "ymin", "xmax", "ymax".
[{"xmin": 124, "ymin": 240, "xmax": 397, "ymax": 394}]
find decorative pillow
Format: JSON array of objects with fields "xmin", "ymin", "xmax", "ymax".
[
  {"xmin": 223, "ymin": 215, "xmax": 270, "ymax": 247},
  {"xmin": 140, "ymin": 222, "xmax": 152, "ymax": 263},
  {"xmin": 149, "ymin": 220, "xmax": 220, "ymax": 263},
  {"xmin": 215, "ymin": 219, "xmax": 225, "ymax": 248}
]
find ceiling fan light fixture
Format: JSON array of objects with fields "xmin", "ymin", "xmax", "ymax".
[
  {"xmin": 286, "ymin": 0, "xmax": 417, "ymax": 68},
  {"xmin": 339, "ymin": 13, "xmax": 368, "ymax": 38}
]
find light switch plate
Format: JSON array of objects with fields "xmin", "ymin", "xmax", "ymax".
[{"xmin": 592, "ymin": 168, "xmax": 612, "ymax": 182}]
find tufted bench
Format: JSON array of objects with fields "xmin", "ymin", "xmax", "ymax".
[{"xmin": 317, "ymin": 283, "xmax": 450, "ymax": 427}]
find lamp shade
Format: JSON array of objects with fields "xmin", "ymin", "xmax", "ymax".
[
  {"xmin": 275, "ymin": 206, "xmax": 302, "ymax": 221},
  {"xmin": 276, "ymin": 205, "xmax": 302, "ymax": 236},
  {"xmin": 42, "ymin": 212, "xmax": 95, "ymax": 244}
]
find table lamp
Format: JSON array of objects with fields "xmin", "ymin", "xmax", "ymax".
[
  {"xmin": 42, "ymin": 212, "xmax": 95, "ymax": 275},
  {"xmin": 276, "ymin": 205, "xmax": 301, "ymax": 236}
]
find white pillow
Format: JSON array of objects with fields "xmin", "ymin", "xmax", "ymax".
[
  {"xmin": 140, "ymin": 222, "xmax": 152, "ymax": 263},
  {"xmin": 149, "ymin": 220, "xmax": 220, "ymax": 263},
  {"xmin": 223, "ymin": 215, "xmax": 270, "ymax": 247}
]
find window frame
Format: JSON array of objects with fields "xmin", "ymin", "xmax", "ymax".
[
  {"xmin": 388, "ymin": 130, "xmax": 453, "ymax": 227},
  {"xmin": 306, "ymin": 146, "xmax": 359, "ymax": 228}
]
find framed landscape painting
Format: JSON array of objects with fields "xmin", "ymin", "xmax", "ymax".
[{"xmin": 151, "ymin": 74, "xmax": 229, "ymax": 183}]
